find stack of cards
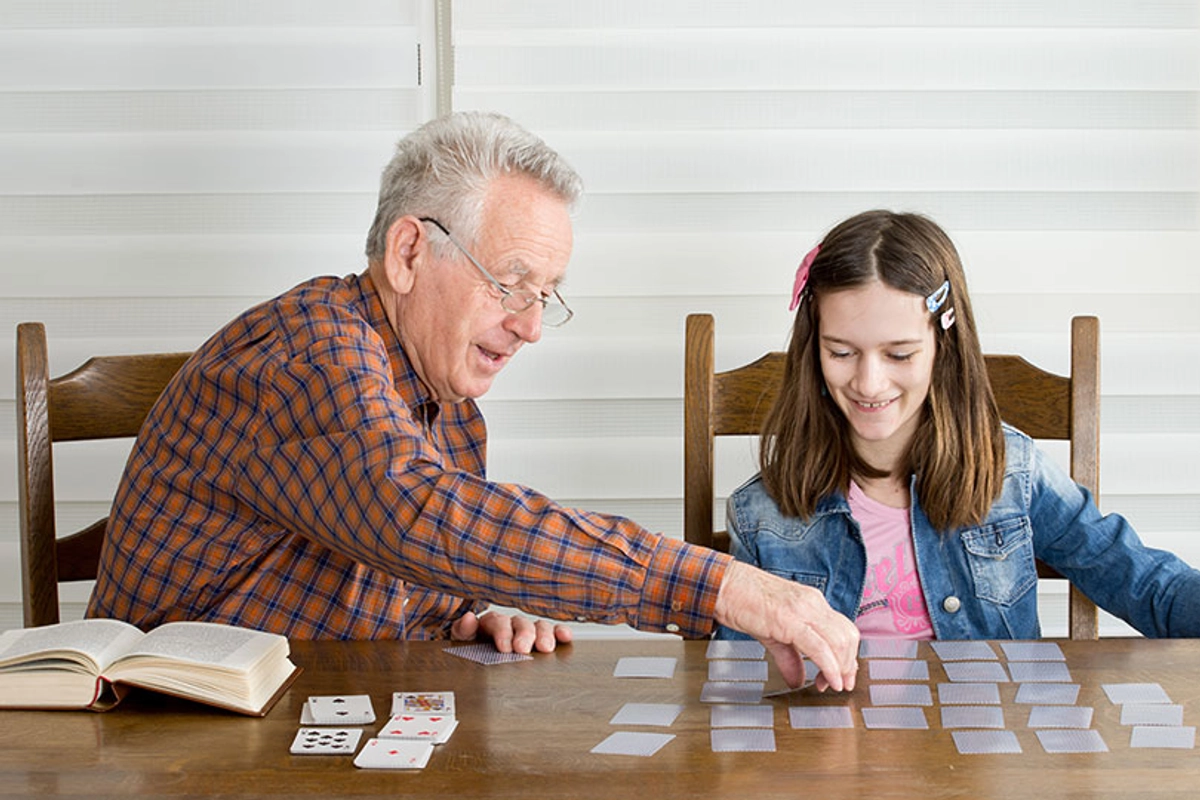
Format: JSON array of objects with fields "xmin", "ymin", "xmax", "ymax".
[{"xmin": 354, "ymin": 692, "xmax": 458, "ymax": 770}]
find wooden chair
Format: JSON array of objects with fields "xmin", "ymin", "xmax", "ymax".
[
  {"xmin": 15, "ymin": 321, "xmax": 191, "ymax": 627},
  {"xmin": 684, "ymin": 312, "xmax": 1101, "ymax": 640}
]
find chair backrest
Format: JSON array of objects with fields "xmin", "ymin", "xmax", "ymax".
[
  {"xmin": 15, "ymin": 321, "xmax": 191, "ymax": 627},
  {"xmin": 684, "ymin": 312, "xmax": 1101, "ymax": 640}
]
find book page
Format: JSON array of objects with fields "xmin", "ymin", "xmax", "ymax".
[
  {"xmin": 0, "ymin": 619, "xmax": 145, "ymax": 673},
  {"xmin": 111, "ymin": 621, "xmax": 286, "ymax": 672}
]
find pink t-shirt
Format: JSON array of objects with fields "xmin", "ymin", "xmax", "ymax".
[{"xmin": 848, "ymin": 481, "xmax": 933, "ymax": 639}]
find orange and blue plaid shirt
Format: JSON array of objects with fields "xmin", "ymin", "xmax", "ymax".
[{"xmin": 87, "ymin": 273, "xmax": 729, "ymax": 640}]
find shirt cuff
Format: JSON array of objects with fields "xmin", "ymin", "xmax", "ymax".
[{"xmin": 633, "ymin": 537, "xmax": 732, "ymax": 638}]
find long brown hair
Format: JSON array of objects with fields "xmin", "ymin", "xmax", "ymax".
[{"xmin": 759, "ymin": 210, "xmax": 1004, "ymax": 530}]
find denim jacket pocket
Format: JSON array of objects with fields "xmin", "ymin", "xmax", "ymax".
[
  {"xmin": 960, "ymin": 517, "xmax": 1038, "ymax": 607},
  {"xmin": 763, "ymin": 570, "xmax": 828, "ymax": 594}
]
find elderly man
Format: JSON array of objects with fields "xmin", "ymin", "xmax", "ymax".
[{"xmin": 88, "ymin": 112, "xmax": 858, "ymax": 691}]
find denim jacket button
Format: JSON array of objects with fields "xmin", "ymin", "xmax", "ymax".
[{"xmin": 942, "ymin": 596, "xmax": 962, "ymax": 613}]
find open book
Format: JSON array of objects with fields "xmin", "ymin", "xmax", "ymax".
[{"xmin": 0, "ymin": 618, "xmax": 300, "ymax": 716}]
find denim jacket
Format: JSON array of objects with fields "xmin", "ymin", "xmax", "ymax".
[{"xmin": 719, "ymin": 425, "xmax": 1200, "ymax": 640}]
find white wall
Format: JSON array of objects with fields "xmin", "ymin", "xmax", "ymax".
[{"xmin": 2, "ymin": 1, "xmax": 1197, "ymax": 638}]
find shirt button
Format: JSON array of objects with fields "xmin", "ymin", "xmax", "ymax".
[
  {"xmin": 665, "ymin": 623, "xmax": 680, "ymax": 634},
  {"xmin": 942, "ymin": 596, "xmax": 962, "ymax": 613}
]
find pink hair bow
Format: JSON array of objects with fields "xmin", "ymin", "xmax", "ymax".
[{"xmin": 789, "ymin": 245, "xmax": 820, "ymax": 311}]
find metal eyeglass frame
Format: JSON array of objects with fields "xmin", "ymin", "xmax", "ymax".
[{"xmin": 418, "ymin": 217, "xmax": 573, "ymax": 327}]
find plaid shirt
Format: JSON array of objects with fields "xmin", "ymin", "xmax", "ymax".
[{"xmin": 87, "ymin": 273, "xmax": 729, "ymax": 640}]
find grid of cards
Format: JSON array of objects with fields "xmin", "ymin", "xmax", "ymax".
[
  {"xmin": 589, "ymin": 638, "xmax": 1195, "ymax": 759},
  {"xmin": 291, "ymin": 691, "xmax": 458, "ymax": 769}
]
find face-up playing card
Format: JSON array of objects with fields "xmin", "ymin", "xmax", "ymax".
[
  {"xmin": 868, "ymin": 659, "xmax": 929, "ymax": 681},
  {"xmin": 392, "ymin": 691, "xmax": 455, "ymax": 718},
  {"xmin": 870, "ymin": 684, "xmax": 933, "ymax": 707},
  {"xmin": 590, "ymin": 731, "xmax": 675, "ymax": 757},
  {"xmin": 711, "ymin": 728, "xmax": 777, "ymax": 753},
  {"xmin": 1036, "ymin": 729, "xmax": 1108, "ymax": 753},
  {"xmin": 304, "ymin": 695, "xmax": 376, "ymax": 725},
  {"xmin": 789, "ymin": 706, "xmax": 854, "ymax": 729},
  {"xmin": 445, "ymin": 643, "xmax": 533, "ymax": 665},
  {"xmin": 706, "ymin": 640, "xmax": 767, "ymax": 660},
  {"xmin": 952, "ymin": 730, "xmax": 1023, "ymax": 754},
  {"xmin": 377, "ymin": 713, "xmax": 459, "ymax": 744},
  {"xmin": 938, "ymin": 683, "xmax": 1001, "ymax": 706},
  {"xmin": 1027, "ymin": 705, "xmax": 1094, "ymax": 729},
  {"xmin": 289, "ymin": 727, "xmax": 364, "ymax": 755},
  {"xmin": 353, "ymin": 738, "xmax": 434, "ymax": 769},
  {"xmin": 940, "ymin": 706, "xmax": 1006, "ymax": 729},
  {"xmin": 862, "ymin": 707, "xmax": 928, "ymax": 730}
]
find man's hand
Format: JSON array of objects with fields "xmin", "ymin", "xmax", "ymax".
[
  {"xmin": 450, "ymin": 610, "xmax": 573, "ymax": 654},
  {"xmin": 714, "ymin": 561, "xmax": 859, "ymax": 692}
]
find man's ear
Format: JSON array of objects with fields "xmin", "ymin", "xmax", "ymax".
[{"xmin": 379, "ymin": 215, "xmax": 425, "ymax": 295}]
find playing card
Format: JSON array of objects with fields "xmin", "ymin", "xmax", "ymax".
[
  {"xmin": 445, "ymin": 643, "xmax": 533, "ymax": 665},
  {"xmin": 1130, "ymin": 726, "xmax": 1196, "ymax": 749},
  {"xmin": 1008, "ymin": 661, "xmax": 1072, "ymax": 684},
  {"xmin": 931, "ymin": 641, "xmax": 997, "ymax": 661},
  {"xmin": 1102, "ymin": 683, "xmax": 1172, "ymax": 705},
  {"xmin": 1036, "ymin": 729, "xmax": 1108, "ymax": 753},
  {"xmin": 711, "ymin": 728, "xmax": 776, "ymax": 752},
  {"xmin": 377, "ymin": 713, "xmax": 459, "ymax": 744},
  {"xmin": 870, "ymin": 684, "xmax": 933, "ymax": 707},
  {"xmin": 391, "ymin": 691, "xmax": 455, "ymax": 718},
  {"xmin": 710, "ymin": 704, "xmax": 774, "ymax": 728},
  {"xmin": 1014, "ymin": 683, "xmax": 1080, "ymax": 706},
  {"xmin": 613, "ymin": 656, "xmax": 677, "ymax": 679},
  {"xmin": 608, "ymin": 703, "xmax": 685, "ymax": 727},
  {"xmin": 938, "ymin": 683, "xmax": 1001, "ymax": 706},
  {"xmin": 943, "ymin": 661, "xmax": 1009, "ymax": 683},
  {"xmin": 952, "ymin": 730, "xmax": 1022, "ymax": 754},
  {"xmin": 590, "ymin": 731, "xmax": 675, "ymax": 757},
  {"xmin": 940, "ymin": 706, "xmax": 1006, "ymax": 729},
  {"xmin": 868, "ymin": 659, "xmax": 929, "ymax": 681},
  {"xmin": 999, "ymin": 641, "xmax": 1065, "ymax": 661},
  {"xmin": 860, "ymin": 639, "xmax": 919, "ymax": 659},
  {"xmin": 1027, "ymin": 705, "xmax": 1094, "ymax": 729},
  {"xmin": 862, "ymin": 707, "xmax": 928, "ymax": 729},
  {"xmin": 1121, "ymin": 703, "xmax": 1184, "ymax": 727},
  {"xmin": 706, "ymin": 640, "xmax": 767, "ymax": 660},
  {"xmin": 789, "ymin": 706, "xmax": 854, "ymax": 729},
  {"xmin": 305, "ymin": 695, "xmax": 376, "ymax": 725},
  {"xmin": 353, "ymin": 738, "xmax": 433, "ymax": 769},
  {"xmin": 289, "ymin": 727, "xmax": 363, "ymax": 755},
  {"xmin": 700, "ymin": 681, "xmax": 764, "ymax": 704},
  {"xmin": 708, "ymin": 659, "xmax": 769, "ymax": 682}
]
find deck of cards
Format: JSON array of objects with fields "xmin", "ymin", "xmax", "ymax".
[{"xmin": 354, "ymin": 692, "xmax": 458, "ymax": 770}]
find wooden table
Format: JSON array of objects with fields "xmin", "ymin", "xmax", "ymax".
[{"xmin": 1, "ymin": 638, "xmax": 1197, "ymax": 798}]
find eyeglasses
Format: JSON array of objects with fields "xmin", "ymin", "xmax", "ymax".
[{"xmin": 419, "ymin": 217, "xmax": 573, "ymax": 327}]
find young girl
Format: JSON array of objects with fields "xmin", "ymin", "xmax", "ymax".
[{"xmin": 720, "ymin": 209, "xmax": 1200, "ymax": 640}]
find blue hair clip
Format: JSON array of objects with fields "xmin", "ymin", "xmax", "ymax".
[{"xmin": 926, "ymin": 280, "xmax": 950, "ymax": 314}]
